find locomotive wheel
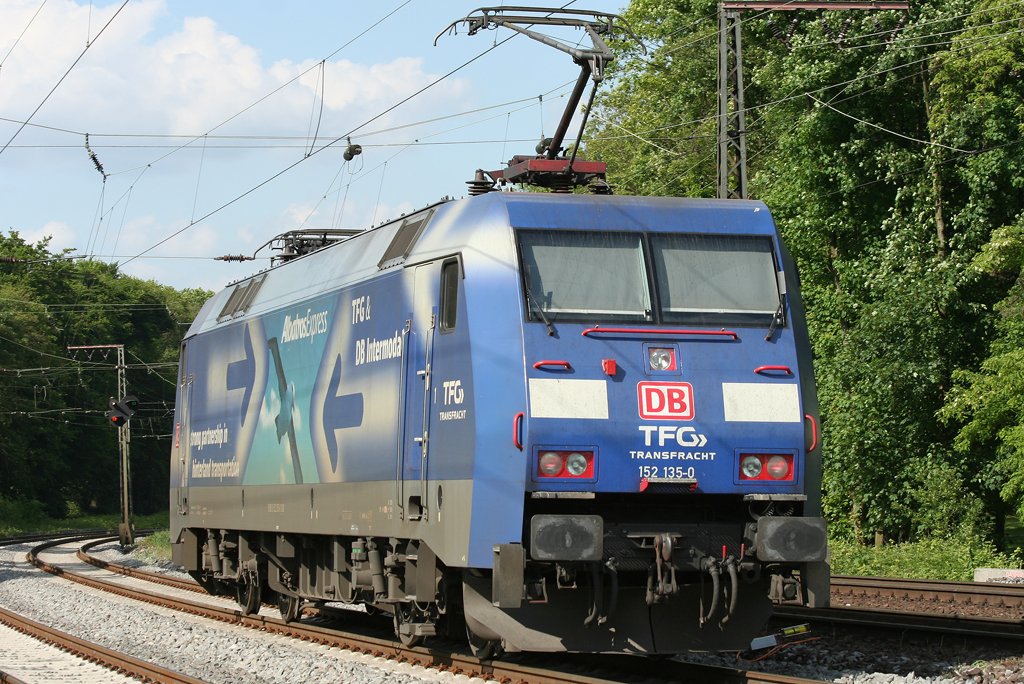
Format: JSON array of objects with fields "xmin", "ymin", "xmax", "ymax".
[
  {"xmin": 465, "ymin": 624, "xmax": 502, "ymax": 660},
  {"xmin": 393, "ymin": 603, "xmax": 425, "ymax": 648},
  {"xmin": 235, "ymin": 578, "xmax": 261, "ymax": 615},
  {"xmin": 276, "ymin": 592, "xmax": 301, "ymax": 623}
]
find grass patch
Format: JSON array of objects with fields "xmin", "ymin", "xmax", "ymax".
[
  {"xmin": 0, "ymin": 497, "xmax": 168, "ymax": 537},
  {"xmin": 135, "ymin": 530, "xmax": 172, "ymax": 563},
  {"xmin": 830, "ymin": 536, "xmax": 1023, "ymax": 581}
]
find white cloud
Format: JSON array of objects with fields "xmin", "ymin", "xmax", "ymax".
[
  {"xmin": 282, "ymin": 202, "xmax": 318, "ymax": 230},
  {"xmin": 0, "ymin": 1, "xmax": 479, "ymax": 292},
  {"xmin": 23, "ymin": 221, "xmax": 77, "ymax": 251},
  {"xmin": 1, "ymin": 1, "xmax": 465, "ymax": 144}
]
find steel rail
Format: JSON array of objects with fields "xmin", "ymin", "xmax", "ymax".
[
  {"xmin": 0, "ymin": 530, "xmax": 109, "ymax": 547},
  {"xmin": 776, "ymin": 604, "xmax": 1024, "ymax": 641},
  {"xmin": 78, "ymin": 537, "xmax": 203, "ymax": 594},
  {"xmin": 831, "ymin": 575, "xmax": 1024, "ymax": 608},
  {"xmin": 0, "ymin": 604, "xmax": 206, "ymax": 684},
  {"xmin": 63, "ymin": 536, "xmax": 1024, "ymax": 675},
  {"xmin": 27, "ymin": 535, "xmax": 828, "ymax": 684},
  {"xmin": 15, "ymin": 532, "xmax": 1024, "ymax": 671}
]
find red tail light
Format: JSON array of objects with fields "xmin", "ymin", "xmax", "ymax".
[
  {"xmin": 738, "ymin": 453, "xmax": 793, "ymax": 481},
  {"xmin": 536, "ymin": 450, "xmax": 595, "ymax": 479}
]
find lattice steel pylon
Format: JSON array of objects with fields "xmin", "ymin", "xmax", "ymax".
[
  {"xmin": 716, "ymin": 1, "xmax": 909, "ymax": 200},
  {"xmin": 718, "ymin": 7, "xmax": 747, "ymax": 200}
]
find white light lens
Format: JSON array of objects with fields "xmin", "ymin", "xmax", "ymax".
[
  {"xmin": 539, "ymin": 451, "xmax": 563, "ymax": 476},
  {"xmin": 649, "ymin": 348, "xmax": 675, "ymax": 371},
  {"xmin": 565, "ymin": 452, "xmax": 588, "ymax": 476},
  {"xmin": 741, "ymin": 455, "xmax": 762, "ymax": 478},
  {"xmin": 766, "ymin": 455, "xmax": 790, "ymax": 479}
]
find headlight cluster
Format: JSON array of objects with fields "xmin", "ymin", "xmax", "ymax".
[{"xmin": 648, "ymin": 347, "xmax": 677, "ymax": 371}]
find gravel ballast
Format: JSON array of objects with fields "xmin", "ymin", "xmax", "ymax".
[
  {"xmin": 3, "ymin": 539, "xmax": 1023, "ymax": 683},
  {"xmin": 0, "ymin": 542, "xmax": 480, "ymax": 684}
]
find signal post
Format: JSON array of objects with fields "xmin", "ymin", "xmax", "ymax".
[
  {"xmin": 68, "ymin": 343, "xmax": 136, "ymax": 547},
  {"xmin": 717, "ymin": 0, "xmax": 910, "ymax": 199}
]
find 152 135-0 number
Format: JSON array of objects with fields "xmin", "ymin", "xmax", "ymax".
[{"xmin": 638, "ymin": 465, "xmax": 696, "ymax": 480}]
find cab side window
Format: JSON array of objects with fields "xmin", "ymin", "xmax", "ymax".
[{"xmin": 440, "ymin": 259, "xmax": 459, "ymax": 332}]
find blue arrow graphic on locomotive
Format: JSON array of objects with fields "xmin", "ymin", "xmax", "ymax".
[
  {"xmin": 267, "ymin": 336, "xmax": 304, "ymax": 484},
  {"xmin": 324, "ymin": 353, "xmax": 364, "ymax": 472},
  {"xmin": 225, "ymin": 323, "xmax": 255, "ymax": 427}
]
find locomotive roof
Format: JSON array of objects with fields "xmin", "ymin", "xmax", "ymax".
[{"xmin": 187, "ymin": 192, "xmax": 777, "ymax": 337}]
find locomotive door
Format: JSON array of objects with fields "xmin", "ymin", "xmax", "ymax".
[
  {"xmin": 175, "ymin": 342, "xmax": 193, "ymax": 515},
  {"xmin": 399, "ymin": 262, "xmax": 439, "ymax": 521}
]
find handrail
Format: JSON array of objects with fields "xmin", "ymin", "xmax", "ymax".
[
  {"xmin": 533, "ymin": 360, "xmax": 572, "ymax": 370},
  {"xmin": 581, "ymin": 327, "xmax": 738, "ymax": 340},
  {"xmin": 513, "ymin": 412, "xmax": 525, "ymax": 451},
  {"xmin": 754, "ymin": 365, "xmax": 793, "ymax": 376},
  {"xmin": 805, "ymin": 413, "xmax": 818, "ymax": 453}
]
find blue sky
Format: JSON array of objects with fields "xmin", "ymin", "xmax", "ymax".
[{"xmin": 0, "ymin": 0, "xmax": 626, "ymax": 291}]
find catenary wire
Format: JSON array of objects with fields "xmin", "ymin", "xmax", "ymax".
[
  {"xmin": 0, "ymin": 0, "xmax": 49, "ymax": 72},
  {"xmin": 118, "ymin": 32, "xmax": 520, "ymax": 267},
  {"xmin": 0, "ymin": 0, "xmax": 130, "ymax": 158}
]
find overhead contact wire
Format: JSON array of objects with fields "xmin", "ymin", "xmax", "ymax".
[
  {"xmin": 121, "ymin": 35, "xmax": 515, "ymax": 266},
  {"xmin": 0, "ymin": 0, "xmax": 130, "ymax": 158}
]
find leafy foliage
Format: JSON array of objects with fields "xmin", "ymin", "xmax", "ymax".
[
  {"xmin": 941, "ymin": 220, "xmax": 1024, "ymax": 518},
  {"xmin": 588, "ymin": 0, "xmax": 1024, "ymax": 546},
  {"xmin": 829, "ymin": 536, "xmax": 1022, "ymax": 581},
  {"xmin": 0, "ymin": 231, "xmax": 209, "ymax": 519}
]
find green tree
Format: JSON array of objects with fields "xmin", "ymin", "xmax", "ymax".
[
  {"xmin": 942, "ymin": 221, "xmax": 1024, "ymax": 521},
  {"xmin": 0, "ymin": 231, "xmax": 209, "ymax": 519},
  {"xmin": 588, "ymin": 0, "xmax": 721, "ymax": 197},
  {"xmin": 587, "ymin": 0, "xmax": 1024, "ymax": 545}
]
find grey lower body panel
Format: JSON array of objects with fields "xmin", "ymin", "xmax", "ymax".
[
  {"xmin": 170, "ymin": 479, "xmax": 473, "ymax": 569},
  {"xmin": 462, "ymin": 571, "xmax": 772, "ymax": 653}
]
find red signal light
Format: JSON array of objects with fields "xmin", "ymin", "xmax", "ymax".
[{"xmin": 104, "ymin": 396, "xmax": 137, "ymax": 428}]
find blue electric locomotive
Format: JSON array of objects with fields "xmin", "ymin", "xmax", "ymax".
[
  {"xmin": 169, "ymin": 189, "xmax": 828, "ymax": 655},
  {"xmin": 168, "ymin": 6, "xmax": 828, "ymax": 657}
]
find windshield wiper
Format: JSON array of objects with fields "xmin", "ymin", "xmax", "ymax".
[
  {"xmin": 764, "ymin": 296, "xmax": 786, "ymax": 342},
  {"xmin": 524, "ymin": 285, "xmax": 556, "ymax": 337}
]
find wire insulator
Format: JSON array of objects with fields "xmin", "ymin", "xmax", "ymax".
[
  {"xmin": 466, "ymin": 169, "xmax": 495, "ymax": 196},
  {"xmin": 549, "ymin": 174, "xmax": 574, "ymax": 194}
]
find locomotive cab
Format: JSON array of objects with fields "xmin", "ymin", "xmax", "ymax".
[{"xmin": 454, "ymin": 194, "xmax": 828, "ymax": 654}]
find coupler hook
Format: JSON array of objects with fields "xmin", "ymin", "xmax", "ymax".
[
  {"xmin": 700, "ymin": 557, "xmax": 722, "ymax": 626},
  {"xmin": 720, "ymin": 555, "xmax": 739, "ymax": 626}
]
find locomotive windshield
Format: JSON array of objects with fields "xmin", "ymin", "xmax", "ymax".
[
  {"xmin": 650, "ymin": 234, "xmax": 780, "ymax": 326},
  {"xmin": 519, "ymin": 232, "xmax": 652, "ymax": 322},
  {"xmin": 517, "ymin": 230, "xmax": 781, "ymax": 326}
]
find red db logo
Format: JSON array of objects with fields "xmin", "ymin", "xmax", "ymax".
[{"xmin": 638, "ymin": 382, "xmax": 694, "ymax": 420}]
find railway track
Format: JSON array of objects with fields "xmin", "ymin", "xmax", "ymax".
[
  {"xmin": 0, "ymin": 532, "xmax": 204, "ymax": 684},
  {"xmin": 12, "ymin": 533, "xmax": 825, "ymax": 684},
  {"xmin": 831, "ymin": 574, "xmax": 1024, "ymax": 610},
  {"xmin": 5, "ymin": 531, "xmax": 1022, "ymax": 682},
  {"xmin": 0, "ymin": 604, "xmax": 205, "ymax": 684},
  {"xmin": 776, "ymin": 574, "xmax": 1024, "ymax": 642},
  {"xmin": 82, "ymin": 538, "xmax": 1024, "ymax": 644}
]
